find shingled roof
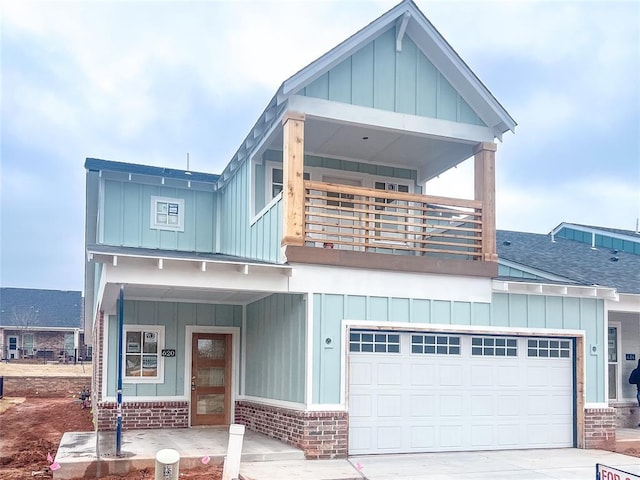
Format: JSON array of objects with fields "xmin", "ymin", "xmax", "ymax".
[
  {"xmin": 497, "ymin": 230, "xmax": 640, "ymax": 294},
  {"xmin": 0, "ymin": 288, "xmax": 83, "ymax": 329}
]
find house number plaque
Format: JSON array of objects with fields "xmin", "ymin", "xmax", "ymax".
[{"xmin": 161, "ymin": 349, "xmax": 176, "ymax": 357}]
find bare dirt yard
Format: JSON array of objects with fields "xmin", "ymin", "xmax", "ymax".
[
  {"xmin": 0, "ymin": 362, "xmax": 92, "ymax": 377},
  {"xmin": 0, "ymin": 363, "xmax": 222, "ymax": 479}
]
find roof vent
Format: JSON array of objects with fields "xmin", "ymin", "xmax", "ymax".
[
  {"xmin": 611, "ymin": 249, "xmax": 618, "ymax": 254},
  {"xmin": 503, "ymin": 240, "xmax": 511, "ymax": 246},
  {"xmin": 610, "ymin": 256, "xmax": 619, "ymax": 262}
]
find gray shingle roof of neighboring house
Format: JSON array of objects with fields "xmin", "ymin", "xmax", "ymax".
[
  {"xmin": 497, "ymin": 230, "xmax": 640, "ymax": 294},
  {"xmin": 0, "ymin": 288, "xmax": 83, "ymax": 329}
]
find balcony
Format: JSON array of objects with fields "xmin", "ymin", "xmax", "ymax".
[
  {"xmin": 279, "ymin": 112, "xmax": 498, "ymax": 277},
  {"xmin": 304, "ymin": 181, "xmax": 483, "ymax": 259}
]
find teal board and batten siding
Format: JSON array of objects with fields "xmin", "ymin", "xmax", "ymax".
[
  {"xmin": 105, "ymin": 300, "xmax": 242, "ymax": 398},
  {"xmin": 299, "ymin": 27, "xmax": 485, "ymax": 126},
  {"xmin": 498, "ymin": 264, "xmax": 549, "ymax": 281},
  {"xmin": 102, "ymin": 180, "xmax": 216, "ymax": 252},
  {"xmin": 244, "ymin": 294, "xmax": 306, "ymax": 403},
  {"xmin": 219, "ymin": 160, "xmax": 282, "ymax": 263},
  {"xmin": 556, "ymin": 227, "xmax": 640, "ymax": 255},
  {"xmin": 312, "ymin": 293, "xmax": 604, "ymax": 404}
]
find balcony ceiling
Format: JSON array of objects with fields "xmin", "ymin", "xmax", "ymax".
[{"xmin": 268, "ymin": 117, "xmax": 476, "ymax": 182}]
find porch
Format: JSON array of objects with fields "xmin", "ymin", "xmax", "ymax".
[{"xmin": 53, "ymin": 426, "xmax": 304, "ymax": 479}]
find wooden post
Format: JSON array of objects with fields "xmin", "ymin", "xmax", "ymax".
[
  {"xmin": 282, "ymin": 112, "xmax": 306, "ymax": 247},
  {"xmin": 474, "ymin": 142, "xmax": 497, "ymax": 262}
]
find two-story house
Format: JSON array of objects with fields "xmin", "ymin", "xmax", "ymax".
[{"xmin": 84, "ymin": 0, "xmax": 616, "ymax": 459}]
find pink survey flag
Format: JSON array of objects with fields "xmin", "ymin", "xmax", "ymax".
[
  {"xmin": 201, "ymin": 455, "xmax": 210, "ymax": 464},
  {"xmin": 47, "ymin": 452, "xmax": 53, "ymax": 463},
  {"xmin": 50, "ymin": 462, "xmax": 61, "ymax": 471}
]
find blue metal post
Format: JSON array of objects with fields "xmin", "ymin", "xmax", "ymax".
[{"xmin": 116, "ymin": 286, "xmax": 124, "ymax": 456}]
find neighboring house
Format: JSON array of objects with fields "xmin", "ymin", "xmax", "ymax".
[
  {"xmin": 497, "ymin": 224, "xmax": 640, "ymax": 429},
  {"xmin": 84, "ymin": 0, "xmax": 618, "ymax": 459},
  {"xmin": 0, "ymin": 288, "xmax": 87, "ymax": 362}
]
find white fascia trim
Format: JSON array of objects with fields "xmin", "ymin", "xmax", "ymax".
[
  {"xmin": 289, "ymin": 264, "xmax": 493, "ymax": 303},
  {"xmin": 287, "ymin": 95, "xmax": 495, "ymax": 144},
  {"xmin": 0, "ymin": 326, "xmax": 82, "ymax": 333},
  {"xmin": 103, "ymin": 396, "xmax": 189, "ymax": 403},
  {"xmin": 584, "ymin": 402, "xmax": 612, "ymax": 409},
  {"xmin": 405, "ymin": 19, "xmax": 515, "ymax": 134},
  {"xmin": 281, "ymin": 3, "xmax": 407, "ymax": 96},
  {"xmin": 102, "ymin": 263, "xmax": 290, "ymax": 299},
  {"xmin": 610, "ymin": 294, "xmax": 640, "ymax": 313},
  {"xmin": 551, "ymin": 223, "xmax": 640, "ymax": 244},
  {"xmin": 493, "ymin": 279, "xmax": 618, "ymax": 301},
  {"xmin": 498, "ymin": 258, "xmax": 574, "ymax": 283},
  {"xmin": 88, "ymin": 249, "xmax": 292, "ymax": 273},
  {"xmin": 237, "ymin": 395, "xmax": 307, "ymax": 411},
  {"xmin": 306, "ymin": 403, "xmax": 347, "ymax": 412}
]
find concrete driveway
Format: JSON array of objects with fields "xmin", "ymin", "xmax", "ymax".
[
  {"xmin": 349, "ymin": 449, "xmax": 640, "ymax": 480},
  {"xmin": 240, "ymin": 448, "xmax": 640, "ymax": 480}
]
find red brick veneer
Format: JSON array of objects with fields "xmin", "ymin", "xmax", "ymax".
[
  {"xmin": 584, "ymin": 407, "xmax": 616, "ymax": 451},
  {"xmin": 95, "ymin": 401, "xmax": 189, "ymax": 430},
  {"xmin": 235, "ymin": 401, "xmax": 348, "ymax": 459}
]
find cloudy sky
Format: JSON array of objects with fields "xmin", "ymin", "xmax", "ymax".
[{"xmin": 1, "ymin": 0, "xmax": 639, "ymax": 292}]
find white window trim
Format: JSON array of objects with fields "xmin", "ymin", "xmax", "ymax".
[
  {"xmin": 123, "ymin": 325, "xmax": 165, "ymax": 384},
  {"xmin": 150, "ymin": 196, "xmax": 185, "ymax": 232}
]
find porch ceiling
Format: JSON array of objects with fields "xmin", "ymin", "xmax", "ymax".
[{"xmin": 267, "ymin": 117, "xmax": 477, "ymax": 181}]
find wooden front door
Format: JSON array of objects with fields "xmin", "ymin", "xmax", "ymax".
[{"xmin": 190, "ymin": 333, "xmax": 232, "ymax": 426}]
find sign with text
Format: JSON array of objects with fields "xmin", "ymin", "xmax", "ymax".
[
  {"xmin": 596, "ymin": 463, "xmax": 640, "ymax": 480},
  {"xmin": 161, "ymin": 349, "xmax": 176, "ymax": 357}
]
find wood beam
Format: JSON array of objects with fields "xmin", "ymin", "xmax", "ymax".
[
  {"xmin": 282, "ymin": 111, "xmax": 306, "ymax": 247},
  {"xmin": 474, "ymin": 142, "xmax": 497, "ymax": 262}
]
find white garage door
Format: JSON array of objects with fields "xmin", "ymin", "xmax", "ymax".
[{"xmin": 348, "ymin": 331, "xmax": 574, "ymax": 455}]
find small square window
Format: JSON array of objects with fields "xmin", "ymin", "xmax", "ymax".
[{"xmin": 150, "ymin": 196, "xmax": 185, "ymax": 232}]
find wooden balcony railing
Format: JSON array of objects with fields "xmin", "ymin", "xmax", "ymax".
[{"xmin": 304, "ymin": 181, "xmax": 484, "ymax": 260}]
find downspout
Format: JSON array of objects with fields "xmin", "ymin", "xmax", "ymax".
[{"xmin": 116, "ymin": 286, "xmax": 124, "ymax": 456}]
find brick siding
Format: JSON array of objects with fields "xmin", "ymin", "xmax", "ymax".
[
  {"xmin": 1, "ymin": 376, "xmax": 89, "ymax": 397},
  {"xmin": 235, "ymin": 401, "xmax": 348, "ymax": 459},
  {"xmin": 611, "ymin": 402, "xmax": 640, "ymax": 428},
  {"xmin": 96, "ymin": 401, "xmax": 189, "ymax": 430},
  {"xmin": 584, "ymin": 407, "xmax": 616, "ymax": 451}
]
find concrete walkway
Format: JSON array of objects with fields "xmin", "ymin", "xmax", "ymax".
[
  {"xmin": 54, "ymin": 427, "xmax": 640, "ymax": 480},
  {"xmin": 346, "ymin": 449, "xmax": 640, "ymax": 480}
]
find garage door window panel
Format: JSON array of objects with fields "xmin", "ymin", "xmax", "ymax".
[
  {"xmin": 411, "ymin": 335, "xmax": 460, "ymax": 355},
  {"xmin": 527, "ymin": 338, "xmax": 571, "ymax": 358},
  {"xmin": 350, "ymin": 331, "xmax": 400, "ymax": 353},
  {"xmin": 471, "ymin": 337, "xmax": 517, "ymax": 357}
]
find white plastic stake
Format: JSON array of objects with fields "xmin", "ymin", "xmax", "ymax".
[
  {"xmin": 222, "ymin": 424, "xmax": 245, "ymax": 480},
  {"xmin": 155, "ymin": 448, "xmax": 180, "ymax": 480}
]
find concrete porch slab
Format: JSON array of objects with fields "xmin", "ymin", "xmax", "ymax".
[{"xmin": 53, "ymin": 427, "xmax": 304, "ymax": 480}]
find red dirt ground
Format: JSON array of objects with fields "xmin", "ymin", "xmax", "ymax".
[{"xmin": 0, "ymin": 398, "xmax": 222, "ymax": 480}]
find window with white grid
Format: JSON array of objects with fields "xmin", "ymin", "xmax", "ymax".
[
  {"xmin": 411, "ymin": 334, "xmax": 460, "ymax": 355},
  {"xmin": 527, "ymin": 338, "xmax": 571, "ymax": 358},
  {"xmin": 471, "ymin": 337, "xmax": 518, "ymax": 357},
  {"xmin": 349, "ymin": 331, "xmax": 400, "ymax": 353}
]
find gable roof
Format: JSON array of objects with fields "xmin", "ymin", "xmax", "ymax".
[
  {"xmin": 215, "ymin": 0, "xmax": 516, "ymax": 190},
  {"xmin": 283, "ymin": 0, "xmax": 516, "ymax": 135},
  {"xmin": 497, "ymin": 230, "xmax": 640, "ymax": 294},
  {"xmin": 0, "ymin": 288, "xmax": 83, "ymax": 329}
]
